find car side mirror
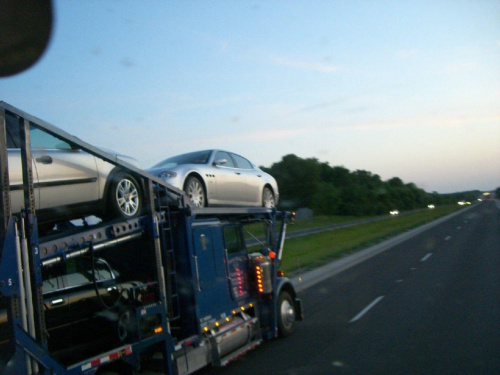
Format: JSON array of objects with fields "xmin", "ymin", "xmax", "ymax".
[{"xmin": 214, "ymin": 158, "xmax": 227, "ymax": 166}]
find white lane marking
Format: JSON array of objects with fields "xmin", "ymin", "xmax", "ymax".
[
  {"xmin": 444, "ymin": 236, "xmax": 451, "ymax": 241},
  {"xmin": 332, "ymin": 361, "xmax": 346, "ymax": 368},
  {"xmin": 349, "ymin": 296, "xmax": 385, "ymax": 323},
  {"xmin": 421, "ymin": 253, "xmax": 433, "ymax": 262}
]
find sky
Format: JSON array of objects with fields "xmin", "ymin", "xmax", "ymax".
[{"xmin": 1, "ymin": 0, "xmax": 499, "ymax": 194}]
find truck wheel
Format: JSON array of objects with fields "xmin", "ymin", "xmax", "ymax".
[
  {"xmin": 262, "ymin": 187, "xmax": 275, "ymax": 208},
  {"xmin": 184, "ymin": 176, "xmax": 206, "ymax": 207},
  {"xmin": 277, "ymin": 291, "xmax": 296, "ymax": 337},
  {"xmin": 109, "ymin": 173, "xmax": 142, "ymax": 218}
]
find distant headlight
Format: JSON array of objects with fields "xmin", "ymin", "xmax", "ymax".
[{"xmin": 159, "ymin": 171, "xmax": 177, "ymax": 181}]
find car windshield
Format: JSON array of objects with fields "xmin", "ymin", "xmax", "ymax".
[{"xmin": 152, "ymin": 150, "xmax": 212, "ymax": 168}]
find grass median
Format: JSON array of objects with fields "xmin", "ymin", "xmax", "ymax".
[{"xmin": 279, "ymin": 205, "xmax": 466, "ymax": 274}]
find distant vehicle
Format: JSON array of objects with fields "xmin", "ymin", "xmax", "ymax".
[
  {"xmin": 427, "ymin": 204, "xmax": 435, "ymax": 209},
  {"xmin": 5, "ymin": 112, "xmax": 143, "ymax": 226},
  {"xmin": 146, "ymin": 149, "xmax": 279, "ymax": 208},
  {"xmin": 390, "ymin": 210, "xmax": 399, "ymax": 215},
  {"xmin": 0, "ymin": 257, "xmax": 150, "ymax": 364}
]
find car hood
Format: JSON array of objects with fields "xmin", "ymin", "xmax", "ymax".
[
  {"xmin": 145, "ymin": 164, "xmax": 195, "ymax": 174},
  {"xmin": 144, "ymin": 166, "xmax": 167, "ymax": 175},
  {"xmin": 99, "ymin": 147, "xmax": 141, "ymax": 168}
]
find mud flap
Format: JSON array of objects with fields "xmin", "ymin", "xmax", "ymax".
[{"xmin": 294, "ymin": 298, "xmax": 304, "ymax": 321}]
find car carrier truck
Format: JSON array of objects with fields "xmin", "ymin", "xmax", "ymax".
[{"xmin": 0, "ymin": 102, "xmax": 303, "ymax": 375}]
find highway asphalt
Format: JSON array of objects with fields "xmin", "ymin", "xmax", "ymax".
[
  {"xmin": 201, "ymin": 201, "xmax": 499, "ymax": 374},
  {"xmin": 290, "ymin": 204, "xmax": 476, "ymax": 292}
]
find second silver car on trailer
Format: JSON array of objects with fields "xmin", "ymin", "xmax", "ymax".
[{"xmin": 146, "ymin": 149, "xmax": 279, "ymax": 208}]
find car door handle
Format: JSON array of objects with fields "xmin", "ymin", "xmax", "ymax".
[
  {"xmin": 36, "ymin": 155, "xmax": 53, "ymax": 164},
  {"xmin": 50, "ymin": 298, "xmax": 64, "ymax": 306}
]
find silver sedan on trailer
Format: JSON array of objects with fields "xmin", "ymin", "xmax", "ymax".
[
  {"xmin": 146, "ymin": 149, "xmax": 279, "ymax": 208},
  {"xmin": 5, "ymin": 110, "xmax": 143, "ymax": 227}
]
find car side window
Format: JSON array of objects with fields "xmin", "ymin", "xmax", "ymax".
[
  {"xmin": 42, "ymin": 258, "xmax": 115, "ymax": 293},
  {"xmin": 79, "ymin": 260, "xmax": 114, "ymax": 283},
  {"xmin": 42, "ymin": 262, "xmax": 66, "ymax": 293},
  {"xmin": 215, "ymin": 151, "xmax": 235, "ymax": 168},
  {"xmin": 5, "ymin": 113, "xmax": 21, "ymax": 148},
  {"xmin": 4, "ymin": 115, "xmax": 73, "ymax": 150},
  {"xmin": 29, "ymin": 123, "xmax": 72, "ymax": 150},
  {"xmin": 231, "ymin": 153, "xmax": 253, "ymax": 170}
]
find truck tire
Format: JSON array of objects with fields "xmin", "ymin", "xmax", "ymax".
[
  {"xmin": 277, "ymin": 290, "xmax": 296, "ymax": 337},
  {"xmin": 109, "ymin": 172, "xmax": 142, "ymax": 218}
]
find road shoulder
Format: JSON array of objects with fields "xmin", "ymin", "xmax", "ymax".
[{"xmin": 291, "ymin": 204, "xmax": 476, "ymax": 292}]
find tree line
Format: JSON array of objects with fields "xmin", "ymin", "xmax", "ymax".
[{"xmin": 261, "ymin": 154, "xmax": 482, "ymax": 216}]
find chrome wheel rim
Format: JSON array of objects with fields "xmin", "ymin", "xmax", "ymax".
[
  {"xmin": 116, "ymin": 179, "xmax": 140, "ymax": 216},
  {"xmin": 263, "ymin": 188, "xmax": 275, "ymax": 208},
  {"xmin": 187, "ymin": 179, "xmax": 205, "ymax": 207},
  {"xmin": 280, "ymin": 299, "xmax": 295, "ymax": 330}
]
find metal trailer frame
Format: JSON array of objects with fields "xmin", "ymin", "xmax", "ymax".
[
  {"xmin": 0, "ymin": 102, "xmax": 302, "ymax": 375},
  {"xmin": 0, "ymin": 101, "xmax": 187, "ymax": 374}
]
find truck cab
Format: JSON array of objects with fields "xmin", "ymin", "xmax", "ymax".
[{"xmin": 168, "ymin": 208, "xmax": 302, "ymax": 372}]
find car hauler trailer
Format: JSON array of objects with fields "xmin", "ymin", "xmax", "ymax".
[{"xmin": 0, "ymin": 102, "xmax": 302, "ymax": 375}]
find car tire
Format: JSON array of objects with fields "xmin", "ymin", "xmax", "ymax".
[
  {"xmin": 184, "ymin": 176, "xmax": 206, "ymax": 207},
  {"xmin": 108, "ymin": 172, "xmax": 142, "ymax": 219},
  {"xmin": 277, "ymin": 290, "xmax": 296, "ymax": 337},
  {"xmin": 262, "ymin": 187, "xmax": 275, "ymax": 208}
]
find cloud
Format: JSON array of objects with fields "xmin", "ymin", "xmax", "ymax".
[
  {"xmin": 443, "ymin": 60, "xmax": 477, "ymax": 74},
  {"xmin": 270, "ymin": 56, "xmax": 339, "ymax": 73},
  {"xmin": 396, "ymin": 49, "xmax": 420, "ymax": 60},
  {"xmin": 299, "ymin": 98, "xmax": 349, "ymax": 112},
  {"xmin": 194, "ymin": 127, "xmax": 309, "ymax": 144},
  {"xmin": 346, "ymin": 113, "xmax": 500, "ymax": 131}
]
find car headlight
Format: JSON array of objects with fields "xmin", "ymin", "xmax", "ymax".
[{"xmin": 159, "ymin": 171, "xmax": 177, "ymax": 181}]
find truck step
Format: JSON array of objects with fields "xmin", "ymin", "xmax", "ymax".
[{"xmin": 219, "ymin": 338, "xmax": 263, "ymax": 367}]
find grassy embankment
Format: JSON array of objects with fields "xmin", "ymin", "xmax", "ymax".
[{"xmin": 280, "ymin": 205, "xmax": 466, "ymax": 274}]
